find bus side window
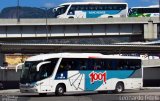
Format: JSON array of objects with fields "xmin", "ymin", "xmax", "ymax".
[
  {"xmin": 58, "ymin": 59, "xmax": 68, "ymax": 72},
  {"xmin": 68, "ymin": 6, "xmax": 75, "ymax": 15},
  {"xmin": 65, "ymin": 63, "xmax": 72, "ymax": 70},
  {"xmin": 93, "ymin": 66, "xmax": 97, "ymax": 70},
  {"xmin": 128, "ymin": 59, "xmax": 141, "ymax": 70},
  {"xmin": 103, "ymin": 59, "xmax": 111, "ymax": 70},
  {"xmin": 39, "ymin": 64, "xmax": 51, "ymax": 79},
  {"xmin": 94, "ymin": 65, "xmax": 101, "ymax": 70},
  {"xmin": 58, "ymin": 64, "xmax": 65, "ymax": 72},
  {"xmin": 84, "ymin": 5, "xmax": 89, "ymax": 10},
  {"xmin": 89, "ymin": 5, "xmax": 94, "ymax": 10},
  {"xmin": 118, "ymin": 59, "xmax": 127, "ymax": 70},
  {"xmin": 78, "ymin": 59, "xmax": 87, "ymax": 70},
  {"xmin": 95, "ymin": 5, "xmax": 98, "ymax": 10},
  {"xmin": 93, "ymin": 59, "xmax": 103, "ymax": 70},
  {"xmin": 110, "ymin": 59, "xmax": 117, "ymax": 70},
  {"xmin": 121, "ymin": 59, "xmax": 129, "ymax": 70},
  {"xmin": 68, "ymin": 5, "xmax": 78, "ymax": 15}
]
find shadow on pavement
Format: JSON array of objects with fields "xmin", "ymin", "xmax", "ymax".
[{"xmin": 17, "ymin": 90, "xmax": 139, "ymax": 98}]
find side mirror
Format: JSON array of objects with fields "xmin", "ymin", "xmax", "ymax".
[
  {"xmin": 16, "ymin": 63, "xmax": 24, "ymax": 72},
  {"xmin": 53, "ymin": 8, "xmax": 56, "ymax": 12},
  {"xmin": 36, "ymin": 61, "xmax": 51, "ymax": 72},
  {"xmin": 53, "ymin": 8, "xmax": 58, "ymax": 13}
]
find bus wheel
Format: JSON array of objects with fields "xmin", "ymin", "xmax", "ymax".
[
  {"xmin": 68, "ymin": 16, "xmax": 74, "ymax": 18},
  {"xmin": 55, "ymin": 84, "xmax": 65, "ymax": 96},
  {"xmin": 108, "ymin": 16, "xmax": 113, "ymax": 18},
  {"xmin": 39, "ymin": 93, "xmax": 47, "ymax": 96},
  {"xmin": 114, "ymin": 82, "xmax": 124, "ymax": 93}
]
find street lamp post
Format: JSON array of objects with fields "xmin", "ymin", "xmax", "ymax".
[
  {"xmin": 17, "ymin": 0, "xmax": 20, "ymax": 23},
  {"xmin": 41, "ymin": 7, "xmax": 49, "ymax": 43},
  {"xmin": 159, "ymin": 0, "xmax": 160, "ymax": 21}
]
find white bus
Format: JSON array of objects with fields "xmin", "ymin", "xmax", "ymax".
[
  {"xmin": 19, "ymin": 53, "xmax": 142, "ymax": 96},
  {"xmin": 53, "ymin": 2, "xmax": 128, "ymax": 18},
  {"xmin": 128, "ymin": 5, "xmax": 160, "ymax": 17}
]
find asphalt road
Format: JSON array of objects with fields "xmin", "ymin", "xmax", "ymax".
[{"xmin": 1, "ymin": 89, "xmax": 160, "ymax": 101}]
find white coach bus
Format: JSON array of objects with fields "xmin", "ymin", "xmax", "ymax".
[
  {"xmin": 53, "ymin": 2, "xmax": 128, "ymax": 18},
  {"xmin": 128, "ymin": 5, "xmax": 160, "ymax": 17},
  {"xmin": 18, "ymin": 53, "xmax": 142, "ymax": 96}
]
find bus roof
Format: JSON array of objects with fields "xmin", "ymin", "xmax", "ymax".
[
  {"xmin": 26, "ymin": 53, "xmax": 141, "ymax": 61},
  {"xmin": 60, "ymin": 2, "xmax": 128, "ymax": 6},
  {"xmin": 131, "ymin": 5, "xmax": 159, "ymax": 9}
]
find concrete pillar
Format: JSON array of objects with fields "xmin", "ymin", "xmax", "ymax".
[
  {"xmin": 144, "ymin": 24, "xmax": 148, "ymax": 39},
  {"xmin": 0, "ymin": 53, "xmax": 5, "ymax": 66},
  {"xmin": 0, "ymin": 53, "xmax": 5, "ymax": 81},
  {"xmin": 158, "ymin": 24, "xmax": 160, "ymax": 38},
  {"xmin": 153, "ymin": 24, "xmax": 158, "ymax": 39},
  {"xmin": 144, "ymin": 20, "xmax": 158, "ymax": 40}
]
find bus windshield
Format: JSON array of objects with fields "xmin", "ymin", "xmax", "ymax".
[
  {"xmin": 20, "ymin": 58, "xmax": 58, "ymax": 83},
  {"xmin": 56, "ymin": 5, "xmax": 69, "ymax": 16}
]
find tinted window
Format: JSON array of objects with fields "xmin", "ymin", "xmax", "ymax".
[
  {"xmin": 58, "ymin": 58, "xmax": 141, "ymax": 71},
  {"xmin": 68, "ymin": 4, "xmax": 126, "ymax": 14},
  {"xmin": 58, "ymin": 58, "xmax": 103, "ymax": 71},
  {"xmin": 103, "ymin": 4, "xmax": 126, "ymax": 10},
  {"xmin": 104, "ymin": 59, "xmax": 141, "ymax": 70},
  {"xmin": 20, "ymin": 58, "xmax": 58, "ymax": 83},
  {"xmin": 136, "ymin": 8, "xmax": 159, "ymax": 13},
  {"xmin": 144, "ymin": 8, "xmax": 159, "ymax": 13},
  {"xmin": 127, "ymin": 59, "xmax": 141, "ymax": 70},
  {"xmin": 37, "ymin": 58, "xmax": 58, "ymax": 80},
  {"xmin": 68, "ymin": 5, "xmax": 76, "ymax": 15}
]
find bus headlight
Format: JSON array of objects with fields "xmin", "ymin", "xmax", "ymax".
[
  {"xmin": 35, "ymin": 82, "xmax": 44, "ymax": 86},
  {"xmin": 29, "ymin": 84, "xmax": 35, "ymax": 88}
]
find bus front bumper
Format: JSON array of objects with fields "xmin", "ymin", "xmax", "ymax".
[{"xmin": 20, "ymin": 87, "xmax": 38, "ymax": 93}]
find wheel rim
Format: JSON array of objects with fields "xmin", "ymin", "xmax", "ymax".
[
  {"xmin": 117, "ymin": 85, "xmax": 123, "ymax": 92},
  {"xmin": 58, "ymin": 87, "xmax": 64, "ymax": 93}
]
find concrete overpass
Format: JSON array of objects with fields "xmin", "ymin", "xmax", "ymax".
[
  {"xmin": 0, "ymin": 17, "xmax": 159, "ymax": 40},
  {"xmin": 0, "ymin": 42, "xmax": 160, "ymax": 66},
  {"xmin": 1, "ymin": 43, "xmax": 160, "ymax": 53}
]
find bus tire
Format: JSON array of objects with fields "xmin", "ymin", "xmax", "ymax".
[
  {"xmin": 39, "ymin": 93, "xmax": 47, "ymax": 96},
  {"xmin": 108, "ymin": 16, "xmax": 113, "ymax": 18},
  {"xmin": 68, "ymin": 16, "xmax": 74, "ymax": 18},
  {"xmin": 114, "ymin": 82, "xmax": 124, "ymax": 93},
  {"xmin": 55, "ymin": 84, "xmax": 65, "ymax": 96}
]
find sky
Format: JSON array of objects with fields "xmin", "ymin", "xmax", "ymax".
[{"xmin": 0, "ymin": 0, "xmax": 159, "ymax": 10}]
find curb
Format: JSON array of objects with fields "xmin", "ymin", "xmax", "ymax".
[
  {"xmin": 0, "ymin": 89, "xmax": 19, "ymax": 94},
  {"xmin": 141, "ymin": 87, "xmax": 160, "ymax": 90}
]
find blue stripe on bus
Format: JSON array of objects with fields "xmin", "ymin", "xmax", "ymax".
[
  {"xmin": 83, "ymin": 10, "xmax": 121, "ymax": 18},
  {"xmin": 80, "ymin": 70, "xmax": 134, "ymax": 91}
]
